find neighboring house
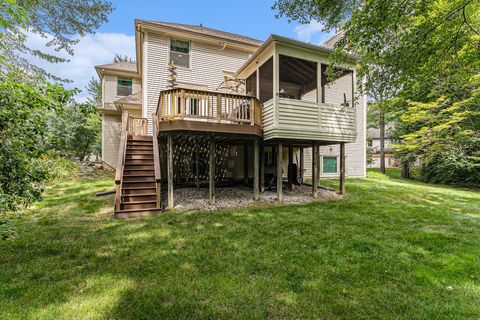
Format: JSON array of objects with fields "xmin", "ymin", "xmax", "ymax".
[
  {"xmin": 95, "ymin": 20, "xmax": 367, "ymax": 217},
  {"xmin": 367, "ymin": 125, "xmax": 398, "ymax": 168}
]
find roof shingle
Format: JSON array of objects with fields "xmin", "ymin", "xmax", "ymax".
[
  {"xmin": 137, "ymin": 20, "xmax": 263, "ymax": 47},
  {"xmin": 95, "ymin": 61, "xmax": 137, "ymax": 73}
]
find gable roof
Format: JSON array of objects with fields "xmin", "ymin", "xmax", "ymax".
[
  {"xmin": 136, "ymin": 20, "xmax": 263, "ymax": 47},
  {"xmin": 95, "ymin": 61, "xmax": 138, "ymax": 76},
  {"xmin": 235, "ymin": 34, "xmax": 361, "ymax": 78}
]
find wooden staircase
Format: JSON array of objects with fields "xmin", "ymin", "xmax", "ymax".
[{"xmin": 114, "ymin": 113, "xmax": 162, "ymax": 219}]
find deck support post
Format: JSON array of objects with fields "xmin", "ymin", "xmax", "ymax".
[
  {"xmin": 195, "ymin": 150, "xmax": 200, "ymax": 189},
  {"xmin": 243, "ymin": 143, "xmax": 248, "ymax": 186},
  {"xmin": 253, "ymin": 139, "xmax": 260, "ymax": 200},
  {"xmin": 167, "ymin": 133, "xmax": 174, "ymax": 209},
  {"xmin": 312, "ymin": 142, "xmax": 319, "ymax": 198},
  {"xmin": 209, "ymin": 135, "xmax": 216, "ymax": 205},
  {"xmin": 340, "ymin": 142, "xmax": 346, "ymax": 195},
  {"xmin": 299, "ymin": 147, "xmax": 304, "ymax": 179},
  {"xmin": 288, "ymin": 146, "xmax": 293, "ymax": 190},
  {"xmin": 277, "ymin": 142, "xmax": 283, "ymax": 202},
  {"xmin": 260, "ymin": 142, "xmax": 265, "ymax": 192}
]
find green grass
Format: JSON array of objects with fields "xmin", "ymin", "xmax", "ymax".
[{"xmin": 1, "ymin": 170, "xmax": 479, "ymax": 319}]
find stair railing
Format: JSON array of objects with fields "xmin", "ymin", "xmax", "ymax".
[
  {"xmin": 127, "ymin": 117, "xmax": 148, "ymax": 135},
  {"xmin": 114, "ymin": 111, "xmax": 129, "ymax": 212},
  {"xmin": 152, "ymin": 114, "xmax": 162, "ymax": 209}
]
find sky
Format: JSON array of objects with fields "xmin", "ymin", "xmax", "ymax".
[{"xmin": 25, "ymin": 0, "xmax": 333, "ymax": 101}]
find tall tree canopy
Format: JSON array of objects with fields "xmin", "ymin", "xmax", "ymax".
[
  {"xmin": 0, "ymin": 0, "xmax": 113, "ymax": 80},
  {"xmin": 0, "ymin": 0, "xmax": 113, "ymax": 238},
  {"xmin": 274, "ymin": 0, "xmax": 480, "ymax": 186},
  {"xmin": 274, "ymin": 0, "xmax": 479, "ymax": 90}
]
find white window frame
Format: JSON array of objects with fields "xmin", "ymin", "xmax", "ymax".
[
  {"xmin": 168, "ymin": 38, "xmax": 191, "ymax": 70},
  {"xmin": 321, "ymin": 155, "xmax": 339, "ymax": 175}
]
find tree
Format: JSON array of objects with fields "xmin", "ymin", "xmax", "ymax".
[
  {"xmin": 86, "ymin": 77, "xmax": 102, "ymax": 106},
  {"xmin": 113, "ymin": 53, "xmax": 135, "ymax": 63},
  {"xmin": 273, "ymin": 0, "xmax": 479, "ymax": 84},
  {"xmin": 274, "ymin": 0, "xmax": 480, "ymax": 186},
  {"xmin": 0, "ymin": 76, "xmax": 75, "ymax": 238},
  {"xmin": 0, "ymin": 0, "xmax": 113, "ymax": 239},
  {"xmin": 46, "ymin": 102, "xmax": 101, "ymax": 161},
  {"xmin": 0, "ymin": 0, "xmax": 113, "ymax": 80}
]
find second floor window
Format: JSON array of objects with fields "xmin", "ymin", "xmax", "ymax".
[
  {"xmin": 170, "ymin": 39, "xmax": 190, "ymax": 68},
  {"xmin": 117, "ymin": 77, "xmax": 132, "ymax": 96}
]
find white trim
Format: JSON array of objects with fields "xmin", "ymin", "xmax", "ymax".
[{"xmin": 142, "ymin": 32, "xmax": 148, "ymax": 119}]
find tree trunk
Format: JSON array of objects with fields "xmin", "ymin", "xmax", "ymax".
[
  {"xmin": 401, "ymin": 162, "xmax": 410, "ymax": 179},
  {"xmin": 379, "ymin": 107, "xmax": 386, "ymax": 174}
]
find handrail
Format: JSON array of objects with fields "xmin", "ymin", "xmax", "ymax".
[
  {"xmin": 155, "ymin": 88, "xmax": 263, "ymax": 127},
  {"xmin": 128, "ymin": 117, "xmax": 148, "ymax": 135},
  {"xmin": 152, "ymin": 114, "xmax": 161, "ymax": 209},
  {"xmin": 114, "ymin": 111, "xmax": 129, "ymax": 211}
]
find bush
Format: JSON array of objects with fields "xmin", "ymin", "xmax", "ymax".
[
  {"xmin": 31, "ymin": 152, "xmax": 78, "ymax": 182},
  {"xmin": 419, "ymin": 148, "xmax": 480, "ymax": 188}
]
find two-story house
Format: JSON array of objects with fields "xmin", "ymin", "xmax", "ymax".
[{"xmin": 95, "ymin": 20, "xmax": 366, "ymax": 218}]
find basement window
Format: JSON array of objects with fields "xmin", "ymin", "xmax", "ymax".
[
  {"xmin": 170, "ymin": 39, "xmax": 190, "ymax": 68},
  {"xmin": 322, "ymin": 156, "xmax": 338, "ymax": 174},
  {"xmin": 117, "ymin": 77, "xmax": 132, "ymax": 96}
]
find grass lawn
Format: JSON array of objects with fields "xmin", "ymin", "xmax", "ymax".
[{"xmin": 1, "ymin": 170, "xmax": 479, "ymax": 319}]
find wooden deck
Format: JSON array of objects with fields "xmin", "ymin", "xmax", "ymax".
[{"xmin": 155, "ymin": 88, "xmax": 263, "ymax": 137}]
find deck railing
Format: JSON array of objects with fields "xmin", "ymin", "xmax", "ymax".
[
  {"xmin": 114, "ymin": 111, "xmax": 129, "ymax": 212},
  {"xmin": 156, "ymin": 88, "xmax": 262, "ymax": 126}
]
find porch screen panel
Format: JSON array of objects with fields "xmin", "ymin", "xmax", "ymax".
[{"xmin": 259, "ymin": 57, "xmax": 273, "ymax": 103}]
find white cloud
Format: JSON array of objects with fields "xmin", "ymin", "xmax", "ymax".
[
  {"xmin": 294, "ymin": 21, "xmax": 335, "ymax": 45},
  {"xmin": 23, "ymin": 31, "xmax": 136, "ymax": 102}
]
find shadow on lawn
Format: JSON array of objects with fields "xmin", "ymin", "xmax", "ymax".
[{"xmin": 1, "ymin": 175, "xmax": 480, "ymax": 319}]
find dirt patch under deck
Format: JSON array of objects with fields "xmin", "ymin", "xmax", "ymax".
[{"xmin": 171, "ymin": 185, "xmax": 343, "ymax": 211}]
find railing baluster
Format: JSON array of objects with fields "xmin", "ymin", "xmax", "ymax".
[{"xmin": 154, "ymin": 88, "xmax": 262, "ymax": 126}]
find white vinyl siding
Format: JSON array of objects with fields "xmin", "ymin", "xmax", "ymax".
[
  {"xmin": 101, "ymin": 113, "xmax": 121, "ymax": 168},
  {"xmin": 144, "ymin": 31, "xmax": 252, "ymax": 134}
]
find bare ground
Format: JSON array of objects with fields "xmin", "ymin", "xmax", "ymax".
[{"xmin": 172, "ymin": 185, "xmax": 342, "ymax": 211}]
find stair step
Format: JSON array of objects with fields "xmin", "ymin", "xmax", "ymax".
[
  {"xmin": 121, "ymin": 199, "xmax": 157, "ymax": 205},
  {"xmin": 126, "ymin": 147, "xmax": 153, "ymax": 151},
  {"xmin": 121, "ymin": 201, "xmax": 157, "ymax": 210},
  {"xmin": 127, "ymin": 144, "xmax": 152, "ymax": 148},
  {"xmin": 126, "ymin": 151, "xmax": 154, "ymax": 155},
  {"xmin": 122, "ymin": 187, "xmax": 157, "ymax": 195},
  {"xmin": 124, "ymin": 169, "xmax": 155, "ymax": 175},
  {"xmin": 128, "ymin": 135, "xmax": 152, "ymax": 141},
  {"xmin": 114, "ymin": 208, "xmax": 162, "ymax": 220},
  {"xmin": 122, "ymin": 194, "xmax": 157, "ymax": 202},
  {"xmin": 123, "ymin": 175, "xmax": 155, "ymax": 182},
  {"xmin": 124, "ymin": 159, "xmax": 154, "ymax": 165},
  {"xmin": 125, "ymin": 154, "xmax": 154, "ymax": 160},
  {"xmin": 122, "ymin": 181, "xmax": 156, "ymax": 188},
  {"xmin": 124, "ymin": 166, "xmax": 154, "ymax": 171},
  {"xmin": 127, "ymin": 141, "xmax": 153, "ymax": 145}
]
